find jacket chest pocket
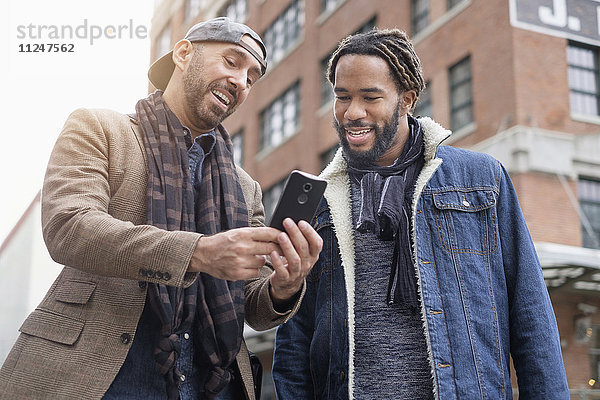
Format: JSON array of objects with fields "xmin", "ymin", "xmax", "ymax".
[{"xmin": 431, "ymin": 189, "xmax": 498, "ymax": 255}]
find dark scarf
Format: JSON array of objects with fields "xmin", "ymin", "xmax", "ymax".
[
  {"xmin": 136, "ymin": 91, "xmax": 248, "ymax": 399},
  {"xmin": 346, "ymin": 115, "xmax": 424, "ymax": 309}
]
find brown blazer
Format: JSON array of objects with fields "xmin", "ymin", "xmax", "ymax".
[{"xmin": 0, "ymin": 109, "xmax": 301, "ymax": 399}]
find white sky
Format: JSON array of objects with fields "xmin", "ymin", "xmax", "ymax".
[{"xmin": 0, "ymin": 1, "xmax": 154, "ymax": 244}]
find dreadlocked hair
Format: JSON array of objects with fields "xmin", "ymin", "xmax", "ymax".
[{"xmin": 327, "ymin": 28, "xmax": 426, "ymax": 106}]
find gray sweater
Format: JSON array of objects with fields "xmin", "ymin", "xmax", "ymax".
[{"xmin": 351, "ymin": 180, "xmax": 434, "ymax": 399}]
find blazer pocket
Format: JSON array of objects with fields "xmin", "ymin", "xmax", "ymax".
[
  {"xmin": 19, "ymin": 309, "xmax": 84, "ymax": 345},
  {"xmin": 54, "ymin": 280, "xmax": 96, "ymax": 304}
]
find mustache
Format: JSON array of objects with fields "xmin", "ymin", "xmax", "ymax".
[
  {"xmin": 335, "ymin": 120, "xmax": 373, "ymax": 130},
  {"xmin": 341, "ymin": 122, "xmax": 374, "ymax": 129}
]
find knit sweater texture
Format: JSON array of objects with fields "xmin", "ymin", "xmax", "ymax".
[{"xmin": 351, "ymin": 179, "xmax": 434, "ymax": 399}]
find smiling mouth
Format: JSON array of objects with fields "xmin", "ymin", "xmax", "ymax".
[
  {"xmin": 346, "ymin": 128, "xmax": 372, "ymax": 137},
  {"xmin": 212, "ymin": 89, "xmax": 231, "ymax": 106}
]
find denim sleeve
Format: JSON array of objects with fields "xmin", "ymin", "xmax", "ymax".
[
  {"xmin": 497, "ymin": 164, "xmax": 569, "ymax": 398},
  {"xmin": 272, "ymin": 270, "xmax": 317, "ymax": 399}
]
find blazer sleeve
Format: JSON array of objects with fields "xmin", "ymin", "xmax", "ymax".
[{"xmin": 41, "ymin": 108, "xmax": 200, "ymax": 287}]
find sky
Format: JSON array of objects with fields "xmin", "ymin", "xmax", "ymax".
[{"xmin": 0, "ymin": 1, "xmax": 155, "ymax": 244}]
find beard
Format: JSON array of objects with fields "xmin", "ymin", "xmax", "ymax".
[
  {"xmin": 334, "ymin": 102, "xmax": 401, "ymax": 165},
  {"xmin": 183, "ymin": 50, "xmax": 238, "ymax": 130}
]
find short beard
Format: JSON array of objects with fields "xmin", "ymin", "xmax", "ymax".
[
  {"xmin": 183, "ymin": 49, "xmax": 237, "ymax": 129},
  {"xmin": 334, "ymin": 103, "xmax": 401, "ymax": 166}
]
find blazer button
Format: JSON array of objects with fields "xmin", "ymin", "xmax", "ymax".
[
  {"xmin": 163, "ymin": 272, "xmax": 171, "ymax": 281},
  {"xmin": 138, "ymin": 281, "xmax": 147, "ymax": 289},
  {"xmin": 339, "ymin": 371, "xmax": 345, "ymax": 382},
  {"xmin": 120, "ymin": 333, "xmax": 131, "ymax": 344},
  {"xmin": 139, "ymin": 268, "xmax": 146, "ymax": 276},
  {"xmin": 146, "ymin": 270, "xmax": 155, "ymax": 278},
  {"xmin": 155, "ymin": 271, "xmax": 164, "ymax": 279}
]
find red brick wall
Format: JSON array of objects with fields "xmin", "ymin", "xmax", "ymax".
[{"xmin": 511, "ymin": 172, "xmax": 582, "ymax": 246}]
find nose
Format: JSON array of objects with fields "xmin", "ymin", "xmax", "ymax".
[
  {"xmin": 227, "ymin": 70, "xmax": 248, "ymax": 91},
  {"xmin": 344, "ymin": 99, "xmax": 366, "ymax": 121}
]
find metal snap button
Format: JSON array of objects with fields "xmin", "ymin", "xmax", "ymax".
[{"xmin": 120, "ymin": 333, "xmax": 131, "ymax": 344}]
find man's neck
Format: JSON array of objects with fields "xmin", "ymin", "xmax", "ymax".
[{"xmin": 162, "ymin": 86, "xmax": 214, "ymax": 139}]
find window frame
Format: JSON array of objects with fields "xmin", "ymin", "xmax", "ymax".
[
  {"xmin": 263, "ymin": 0, "xmax": 304, "ymax": 67},
  {"xmin": 259, "ymin": 81, "xmax": 301, "ymax": 152},
  {"xmin": 447, "ymin": 0, "xmax": 463, "ymax": 10},
  {"xmin": 449, "ymin": 55, "xmax": 474, "ymax": 131},
  {"xmin": 231, "ymin": 130, "xmax": 244, "ymax": 167},
  {"xmin": 411, "ymin": 0, "xmax": 429, "ymax": 35},
  {"xmin": 579, "ymin": 177, "xmax": 600, "ymax": 249},
  {"xmin": 567, "ymin": 42, "xmax": 600, "ymax": 117},
  {"xmin": 414, "ymin": 81, "xmax": 432, "ymax": 118},
  {"xmin": 218, "ymin": 0, "xmax": 248, "ymax": 23}
]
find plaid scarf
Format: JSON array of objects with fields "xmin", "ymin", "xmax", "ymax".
[
  {"xmin": 346, "ymin": 115, "xmax": 424, "ymax": 309},
  {"xmin": 136, "ymin": 91, "xmax": 247, "ymax": 399}
]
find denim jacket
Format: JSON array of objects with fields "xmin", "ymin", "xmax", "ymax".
[{"xmin": 272, "ymin": 117, "xmax": 569, "ymax": 400}]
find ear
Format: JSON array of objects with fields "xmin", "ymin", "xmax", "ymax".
[
  {"xmin": 401, "ymin": 90, "xmax": 417, "ymax": 110},
  {"xmin": 172, "ymin": 39, "xmax": 195, "ymax": 71}
]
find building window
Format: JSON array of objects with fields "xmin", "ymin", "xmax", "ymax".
[
  {"xmin": 414, "ymin": 81, "xmax": 432, "ymax": 118},
  {"xmin": 155, "ymin": 25, "xmax": 171, "ymax": 61},
  {"xmin": 263, "ymin": 179, "xmax": 286, "ymax": 222},
  {"xmin": 568, "ymin": 42, "xmax": 600, "ymax": 117},
  {"xmin": 579, "ymin": 178, "xmax": 600, "ymax": 249},
  {"xmin": 449, "ymin": 56, "xmax": 473, "ymax": 131},
  {"xmin": 447, "ymin": 0, "xmax": 463, "ymax": 10},
  {"xmin": 231, "ymin": 131, "xmax": 243, "ymax": 167},
  {"xmin": 184, "ymin": 0, "xmax": 203, "ymax": 22},
  {"xmin": 320, "ymin": 17, "xmax": 377, "ymax": 106},
  {"xmin": 263, "ymin": 0, "xmax": 304, "ymax": 66},
  {"xmin": 321, "ymin": 0, "xmax": 342, "ymax": 14},
  {"xmin": 320, "ymin": 55, "xmax": 338, "ymax": 106},
  {"xmin": 260, "ymin": 82, "xmax": 300, "ymax": 151},
  {"xmin": 219, "ymin": 0, "xmax": 247, "ymax": 22},
  {"xmin": 411, "ymin": 0, "xmax": 429, "ymax": 35}
]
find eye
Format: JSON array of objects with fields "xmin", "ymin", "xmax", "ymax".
[
  {"xmin": 364, "ymin": 96, "xmax": 381, "ymax": 101},
  {"xmin": 335, "ymin": 95, "xmax": 350, "ymax": 102},
  {"xmin": 225, "ymin": 57, "xmax": 236, "ymax": 67}
]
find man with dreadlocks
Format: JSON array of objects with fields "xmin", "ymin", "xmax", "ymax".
[
  {"xmin": 0, "ymin": 18, "xmax": 322, "ymax": 400},
  {"xmin": 272, "ymin": 28, "xmax": 568, "ymax": 399}
]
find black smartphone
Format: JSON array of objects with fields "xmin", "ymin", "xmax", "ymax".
[{"xmin": 268, "ymin": 170, "xmax": 327, "ymax": 231}]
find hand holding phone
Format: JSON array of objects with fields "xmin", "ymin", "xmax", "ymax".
[{"xmin": 268, "ymin": 170, "xmax": 327, "ymax": 231}]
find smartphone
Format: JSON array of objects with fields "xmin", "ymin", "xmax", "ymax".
[{"xmin": 268, "ymin": 170, "xmax": 327, "ymax": 231}]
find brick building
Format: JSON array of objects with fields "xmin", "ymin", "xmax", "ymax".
[{"xmin": 149, "ymin": 0, "xmax": 600, "ymax": 396}]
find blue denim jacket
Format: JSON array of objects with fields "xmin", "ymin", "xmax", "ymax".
[{"xmin": 272, "ymin": 117, "xmax": 569, "ymax": 399}]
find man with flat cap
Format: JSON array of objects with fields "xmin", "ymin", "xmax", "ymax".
[{"xmin": 0, "ymin": 17, "xmax": 321, "ymax": 400}]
